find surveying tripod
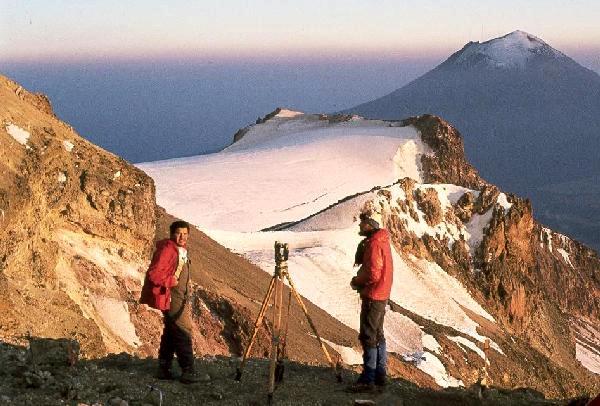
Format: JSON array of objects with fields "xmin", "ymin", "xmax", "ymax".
[{"xmin": 235, "ymin": 241, "xmax": 342, "ymax": 403}]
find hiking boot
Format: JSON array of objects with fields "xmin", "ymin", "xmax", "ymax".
[
  {"xmin": 345, "ymin": 381, "xmax": 376, "ymax": 393},
  {"xmin": 157, "ymin": 368, "xmax": 174, "ymax": 380},
  {"xmin": 375, "ymin": 373, "xmax": 387, "ymax": 387},
  {"xmin": 180, "ymin": 369, "xmax": 201, "ymax": 384},
  {"xmin": 157, "ymin": 360, "xmax": 175, "ymax": 380}
]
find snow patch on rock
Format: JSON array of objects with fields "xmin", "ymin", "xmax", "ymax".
[
  {"xmin": 557, "ymin": 248, "xmax": 574, "ymax": 268},
  {"xmin": 5, "ymin": 123, "xmax": 30, "ymax": 146},
  {"xmin": 319, "ymin": 337, "xmax": 363, "ymax": 365},
  {"xmin": 63, "ymin": 140, "xmax": 74, "ymax": 152},
  {"xmin": 418, "ymin": 351, "xmax": 463, "ymax": 387},
  {"xmin": 275, "ymin": 109, "xmax": 304, "ymax": 118},
  {"xmin": 497, "ymin": 193, "xmax": 512, "ymax": 211},
  {"xmin": 447, "ymin": 335, "xmax": 485, "ymax": 359},
  {"xmin": 573, "ymin": 317, "xmax": 600, "ymax": 375},
  {"xmin": 464, "ymin": 209, "xmax": 494, "ymax": 253},
  {"xmin": 423, "ymin": 334, "xmax": 441, "ymax": 354},
  {"xmin": 576, "ymin": 342, "xmax": 600, "ymax": 374},
  {"xmin": 92, "ymin": 296, "xmax": 140, "ymax": 348},
  {"xmin": 541, "ymin": 227, "xmax": 553, "ymax": 253},
  {"xmin": 53, "ymin": 229, "xmax": 145, "ymax": 352}
]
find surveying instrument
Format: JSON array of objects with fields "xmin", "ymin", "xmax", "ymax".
[{"xmin": 235, "ymin": 241, "xmax": 342, "ymax": 403}]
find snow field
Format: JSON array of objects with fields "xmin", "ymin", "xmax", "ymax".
[
  {"xmin": 210, "ymin": 227, "xmax": 425, "ymax": 354},
  {"xmin": 139, "ymin": 117, "xmax": 423, "ymax": 232}
]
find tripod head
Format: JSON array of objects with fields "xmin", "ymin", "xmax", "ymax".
[{"xmin": 274, "ymin": 241, "xmax": 289, "ymax": 263}]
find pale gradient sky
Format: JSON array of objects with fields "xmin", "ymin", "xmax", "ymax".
[{"xmin": 1, "ymin": 0, "xmax": 599, "ymax": 65}]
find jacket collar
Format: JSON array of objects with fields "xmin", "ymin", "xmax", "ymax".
[{"xmin": 368, "ymin": 228, "xmax": 389, "ymax": 242}]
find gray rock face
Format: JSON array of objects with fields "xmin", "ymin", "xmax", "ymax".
[{"xmin": 344, "ymin": 30, "xmax": 600, "ymax": 252}]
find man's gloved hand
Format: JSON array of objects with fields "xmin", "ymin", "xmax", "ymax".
[{"xmin": 350, "ymin": 277, "xmax": 359, "ymax": 291}]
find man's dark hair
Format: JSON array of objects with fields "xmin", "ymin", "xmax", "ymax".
[{"xmin": 170, "ymin": 220, "xmax": 190, "ymax": 235}]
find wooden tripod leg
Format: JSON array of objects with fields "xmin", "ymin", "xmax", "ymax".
[
  {"xmin": 268, "ymin": 274, "xmax": 283, "ymax": 398},
  {"xmin": 236, "ymin": 276, "xmax": 277, "ymax": 381},
  {"xmin": 285, "ymin": 273, "xmax": 342, "ymax": 382}
]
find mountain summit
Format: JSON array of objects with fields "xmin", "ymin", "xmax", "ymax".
[
  {"xmin": 445, "ymin": 30, "xmax": 567, "ymax": 69},
  {"xmin": 344, "ymin": 31, "xmax": 600, "ymax": 252}
]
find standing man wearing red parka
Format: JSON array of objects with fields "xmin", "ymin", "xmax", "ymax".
[
  {"xmin": 349, "ymin": 211, "xmax": 393, "ymax": 392},
  {"xmin": 140, "ymin": 220, "xmax": 200, "ymax": 384}
]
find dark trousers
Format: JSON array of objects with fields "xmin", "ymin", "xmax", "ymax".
[
  {"xmin": 358, "ymin": 299, "xmax": 387, "ymax": 383},
  {"xmin": 158, "ymin": 312, "xmax": 194, "ymax": 371},
  {"xmin": 359, "ymin": 299, "xmax": 386, "ymax": 348}
]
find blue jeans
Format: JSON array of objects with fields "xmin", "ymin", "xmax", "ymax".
[{"xmin": 358, "ymin": 299, "xmax": 387, "ymax": 383}]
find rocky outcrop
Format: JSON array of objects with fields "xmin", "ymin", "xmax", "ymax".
[
  {"xmin": 232, "ymin": 107, "xmax": 283, "ymax": 144},
  {"xmin": 0, "ymin": 73, "xmax": 160, "ymax": 357},
  {"xmin": 401, "ymin": 114, "xmax": 486, "ymax": 190},
  {"xmin": 4, "ymin": 77, "xmax": 54, "ymax": 116},
  {"xmin": 395, "ymin": 115, "xmax": 599, "ymax": 330},
  {"xmin": 414, "ymin": 187, "xmax": 443, "ymax": 226}
]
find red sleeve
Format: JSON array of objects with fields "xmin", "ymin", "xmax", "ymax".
[
  {"xmin": 147, "ymin": 244, "xmax": 178, "ymax": 287},
  {"xmin": 353, "ymin": 241, "xmax": 384, "ymax": 287}
]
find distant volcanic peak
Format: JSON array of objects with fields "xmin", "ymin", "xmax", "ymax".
[{"xmin": 453, "ymin": 30, "xmax": 565, "ymax": 69}]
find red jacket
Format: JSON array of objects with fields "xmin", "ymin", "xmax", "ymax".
[
  {"xmin": 139, "ymin": 239, "xmax": 180, "ymax": 310},
  {"xmin": 353, "ymin": 229, "xmax": 393, "ymax": 301}
]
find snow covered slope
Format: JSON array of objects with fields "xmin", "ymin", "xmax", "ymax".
[{"xmin": 140, "ymin": 111, "xmax": 426, "ymax": 232}]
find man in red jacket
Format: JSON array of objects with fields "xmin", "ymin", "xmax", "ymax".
[
  {"xmin": 140, "ymin": 220, "xmax": 199, "ymax": 384},
  {"xmin": 349, "ymin": 211, "xmax": 393, "ymax": 391}
]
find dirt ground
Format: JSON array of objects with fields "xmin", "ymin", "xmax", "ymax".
[{"xmin": 0, "ymin": 340, "xmax": 577, "ymax": 406}]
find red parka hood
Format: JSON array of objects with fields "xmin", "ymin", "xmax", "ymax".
[{"xmin": 369, "ymin": 229, "xmax": 390, "ymax": 243}]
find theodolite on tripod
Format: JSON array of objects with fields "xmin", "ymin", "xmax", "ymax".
[{"xmin": 235, "ymin": 241, "xmax": 342, "ymax": 403}]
